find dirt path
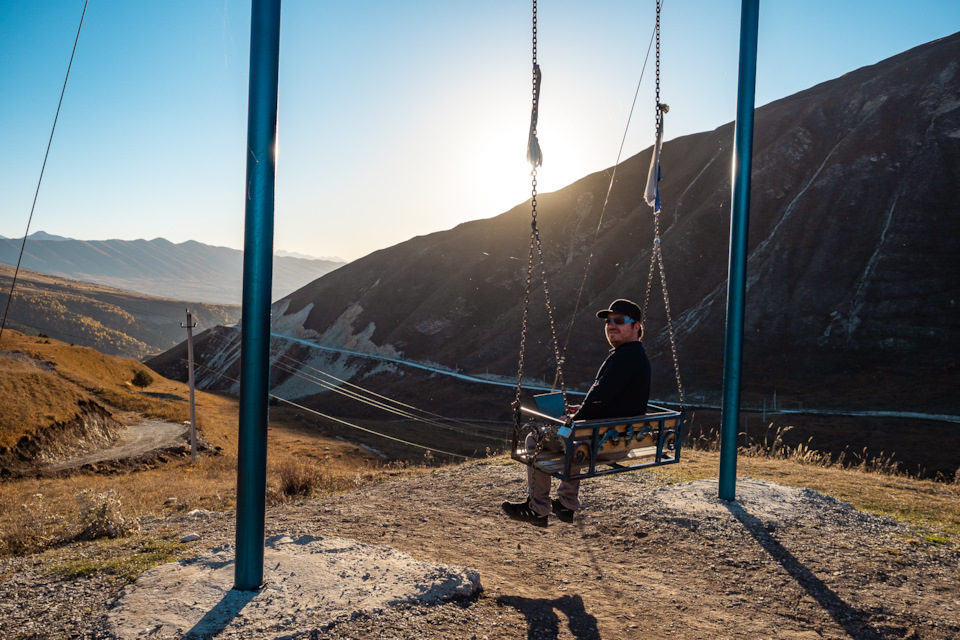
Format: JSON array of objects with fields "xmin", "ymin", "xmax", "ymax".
[{"xmin": 45, "ymin": 420, "xmax": 187, "ymax": 471}]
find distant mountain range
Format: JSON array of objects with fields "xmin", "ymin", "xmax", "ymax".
[
  {"xmin": 0, "ymin": 234, "xmax": 344, "ymax": 304},
  {"xmin": 150, "ymin": 31, "xmax": 960, "ymax": 429},
  {"xmin": 0, "ymin": 265, "xmax": 239, "ymax": 359}
]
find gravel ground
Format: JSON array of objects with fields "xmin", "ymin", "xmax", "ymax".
[{"xmin": 1, "ymin": 461, "xmax": 958, "ymax": 639}]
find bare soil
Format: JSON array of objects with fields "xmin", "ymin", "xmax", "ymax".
[
  {"xmin": 1, "ymin": 456, "xmax": 957, "ymax": 639},
  {"xmin": 43, "ymin": 420, "xmax": 190, "ymax": 472}
]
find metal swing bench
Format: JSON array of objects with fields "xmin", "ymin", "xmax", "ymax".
[
  {"xmin": 511, "ymin": 394, "xmax": 685, "ymax": 481},
  {"xmin": 509, "ymin": 0, "xmax": 684, "ymax": 484}
]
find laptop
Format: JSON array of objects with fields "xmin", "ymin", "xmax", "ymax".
[{"xmin": 533, "ymin": 391, "xmax": 566, "ymax": 419}]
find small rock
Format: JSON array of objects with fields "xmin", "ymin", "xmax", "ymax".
[
  {"xmin": 180, "ymin": 533, "xmax": 200, "ymax": 543},
  {"xmin": 164, "ymin": 497, "xmax": 176, "ymax": 505}
]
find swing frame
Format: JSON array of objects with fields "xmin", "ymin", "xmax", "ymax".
[{"xmin": 511, "ymin": 403, "xmax": 684, "ymax": 481}]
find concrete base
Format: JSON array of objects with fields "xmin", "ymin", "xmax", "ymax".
[{"xmin": 106, "ymin": 534, "xmax": 482, "ymax": 639}]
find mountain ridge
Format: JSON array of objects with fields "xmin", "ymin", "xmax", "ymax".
[
  {"xmin": 0, "ymin": 234, "xmax": 344, "ymax": 304},
  {"xmin": 0, "ymin": 265, "xmax": 239, "ymax": 359},
  {"xmin": 151, "ymin": 33, "xmax": 960, "ymax": 437}
]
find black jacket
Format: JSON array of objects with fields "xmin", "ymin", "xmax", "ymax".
[{"xmin": 572, "ymin": 341, "xmax": 651, "ymax": 420}]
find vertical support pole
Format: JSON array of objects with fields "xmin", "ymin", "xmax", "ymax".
[
  {"xmin": 234, "ymin": 0, "xmax": 281, "ymax": 591},
  {"xmin": 719, "ymin": 0, "xmax": 759, "ymax": 501},
  {"xmin": 182, "ymin": 309, "xmax": 197, "ymax": 462}
]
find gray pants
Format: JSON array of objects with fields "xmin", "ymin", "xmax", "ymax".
[
  {"xmin": 525, "ymin": 429, "xmax": 631, "ymax": 516},
  {"xmin": 525, "ymin": 432, "xmax": 580, "ymax": 517}
]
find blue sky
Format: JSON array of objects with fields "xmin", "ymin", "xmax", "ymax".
[{"xmin": 1, "ymin": 1, "xmax": 958, "ymax": 261}]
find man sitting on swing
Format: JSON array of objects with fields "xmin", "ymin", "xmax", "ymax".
[{"xmin": 502, "ymin": 298, "xmax": 651, "ymax": 526}]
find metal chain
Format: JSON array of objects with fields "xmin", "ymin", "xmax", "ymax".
[
  {"xmin": 647, "ymin": 0, "xmax": 684, "ymax": 409},
  {"xmin": 643, "ymin": 0, "xmax": 663, "ymax": 330},
  {"xmin": 513, "ymin": 0, "xmax": 566, "ymax": 461},
  {"xmin": 532, "ymin": 0, "xmax": 537, "ymax": 66},
  {"xmin": 653, "ymin": 219, "xmax": 685, "ymax": 409},
  {"xmin": 655, "ymin": 0, "xmax": 662, "ymax": 123},
  {"xmin": 513, "ymin": 234, "xmax": 535, "ymax": 431},
  {"xmin": 532, "ymin": 209, "xmax": 568, "ymax": 401},
  {"xmin": 641, "ymin": 217, "xmax": 658, "ymax": 326}
]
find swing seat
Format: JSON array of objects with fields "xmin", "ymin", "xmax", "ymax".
[{"xmin": 513, "ymin": 404, "xmax": 684, "ymax": 481}]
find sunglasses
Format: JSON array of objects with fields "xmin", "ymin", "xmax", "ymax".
[{"xmin": 604, "ymin": 317, "xmax": 635, "ymax": 325}]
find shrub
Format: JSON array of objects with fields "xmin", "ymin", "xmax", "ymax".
[
  {"xmin": 74, "ymin": 490, "xmax": 139, "ymax": 541},
  {"xmin": 131, "ymin": 369, "xmax": 154, "ymax": 388},
  {"xmin": 276, "ymin": 458, "xmax": 326, "ymax": 498}
]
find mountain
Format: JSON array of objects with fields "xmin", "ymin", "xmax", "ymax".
[
  {"xmin": 149, "ymin": 34, "xmax": 960, "ymax": 444},
  {"xmin": 0, "ymin": 235, "xmax": 344, "ymax": 304},
  {"xmin": 275, "ymin": 249, "xmax": 344, "ymax": 262},
  {"xmin": 0, "ymin": 266, "xmax": 239, "ymax": 359},
  {"xmin": 11, "ymin": 231, "xmax": 72, "ymax": 242}
]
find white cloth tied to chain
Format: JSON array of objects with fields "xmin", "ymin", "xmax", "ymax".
[
  {"xmin": 644, "ymin": 105, "xmax": 668, "ymax": 211},
  {"xmin": 527, "ymin": 64, "xmax": 543, "ymax": 169}
]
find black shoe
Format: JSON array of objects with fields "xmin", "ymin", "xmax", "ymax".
[
  {"xmin": 501, "ymin": 500, "xmax": 548, "ymax": 527},
  {"xmin": 551, "ymin": 498, "xmax": 575, "ymax": 523}
]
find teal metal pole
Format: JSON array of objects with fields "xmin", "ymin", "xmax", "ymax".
[
  {"xmin": 235, "ymin": 0, "xmax": 281, "ymax": 591},
  {"xmin": 719, "ymin": 0, "xmax": 759, "ymax": 501}
]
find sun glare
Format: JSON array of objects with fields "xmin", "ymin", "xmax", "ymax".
[{"xmin": 468, "ymin": 121, "xmax": 592, "ymax": 220}]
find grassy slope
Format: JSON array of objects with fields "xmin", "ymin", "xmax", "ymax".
[
  {"xmin": 0, "ymin": 329, "xmax": 404, "ymax": 556},
  {"xmin": 0, "ymin": 329, "xmax": 192, "ymax": 447}
]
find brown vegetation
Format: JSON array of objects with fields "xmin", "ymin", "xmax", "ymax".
[{"xmin": 0, "ymin": 329, "xmax": 419, "ymax": 557}]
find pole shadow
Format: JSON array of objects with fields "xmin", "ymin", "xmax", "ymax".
[
  {"xmin": 183, "ymin": 587, "xmax": 259, "ymax": 639},
  {"xmin": 498, "ymin": 594, "xmax": 602, "ymax": 640},
  {"xmin": 724, "ymin": 500, "xmax": 883, "ymax": 640}
]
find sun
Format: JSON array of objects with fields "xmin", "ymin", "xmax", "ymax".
[{"xmin": 467, "ymin": 118, "xmax": 591, "ymax": 220}]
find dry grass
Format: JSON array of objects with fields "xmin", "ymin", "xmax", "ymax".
[
  {"xmin": 0, "ymin": 405, "xmax": 427, "ymax": 557},
  {"xmin": 0, "ymin": 361, "xmax": 89, "ymax": 448},
  {"xmin": 680, "ymin": 424, "xmax": 960, "ymax": 534},
  {"xmin": 0, "ymin": 329, "xmax": 255, "ymax": 455},
  {"xmin": 651, "ymin": 448, "xmax": 960, "ymax": 536},
  {"xmin": 0, "ymin": 330, "xmax": 191, "ymax": 441},
  {"xmin": 688, "ymin": 422, "xmax": 958, "ymax": 482}
]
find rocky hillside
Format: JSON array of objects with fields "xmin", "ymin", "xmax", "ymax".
[{"xmin": 154, "ymin": 33, "xmax": 959, "ymax": 419}]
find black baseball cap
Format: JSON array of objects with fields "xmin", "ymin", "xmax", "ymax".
[{"xmin": 596, "ymin": 299, "xmax": 642, "ymax": 320}]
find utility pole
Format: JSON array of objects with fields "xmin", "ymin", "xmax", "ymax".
[{"xmin": 181, "ymin": 309, "xmax": 198, "ymax": 462}]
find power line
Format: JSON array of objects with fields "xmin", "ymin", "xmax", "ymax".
[
  {"xmin": 193, "ymin": 362, "xmax": 485, "ymax": 459},
  {"xmin": 0, "ymin": 0, "xmax": 89, "ymax": 344},
  {"xmin": 272, "ymin": 361, "xmax": 503, "ymax": 443},
  {"xmin": 271, "ymin": 359, "xmax": 504, "ymax": 444},
  {"xmin": 274, "ymin": 352, "xmax": 507, "ymax": 438}
]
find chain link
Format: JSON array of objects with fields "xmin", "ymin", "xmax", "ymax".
[
  {"xmin": 652, "ymin": 217, "xmax": 685, "ymax": 409},
  {"xmin": 532, "ymin": 1, "xmax": 537, "ymax": 65},
  {"xmin": 655, "ymin": 0, "xmax": 661, "ymax": 123},
  {"xmin": 513, "ymin": 0, "xmax": 567, "ymax": 461},
  {"xmin": 645, "ymin": 0, "xmax": 684, "ymax": 409},
  {"xmin": 641, "ymin": 219, "xmax": 658, "ymax": 326}
]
